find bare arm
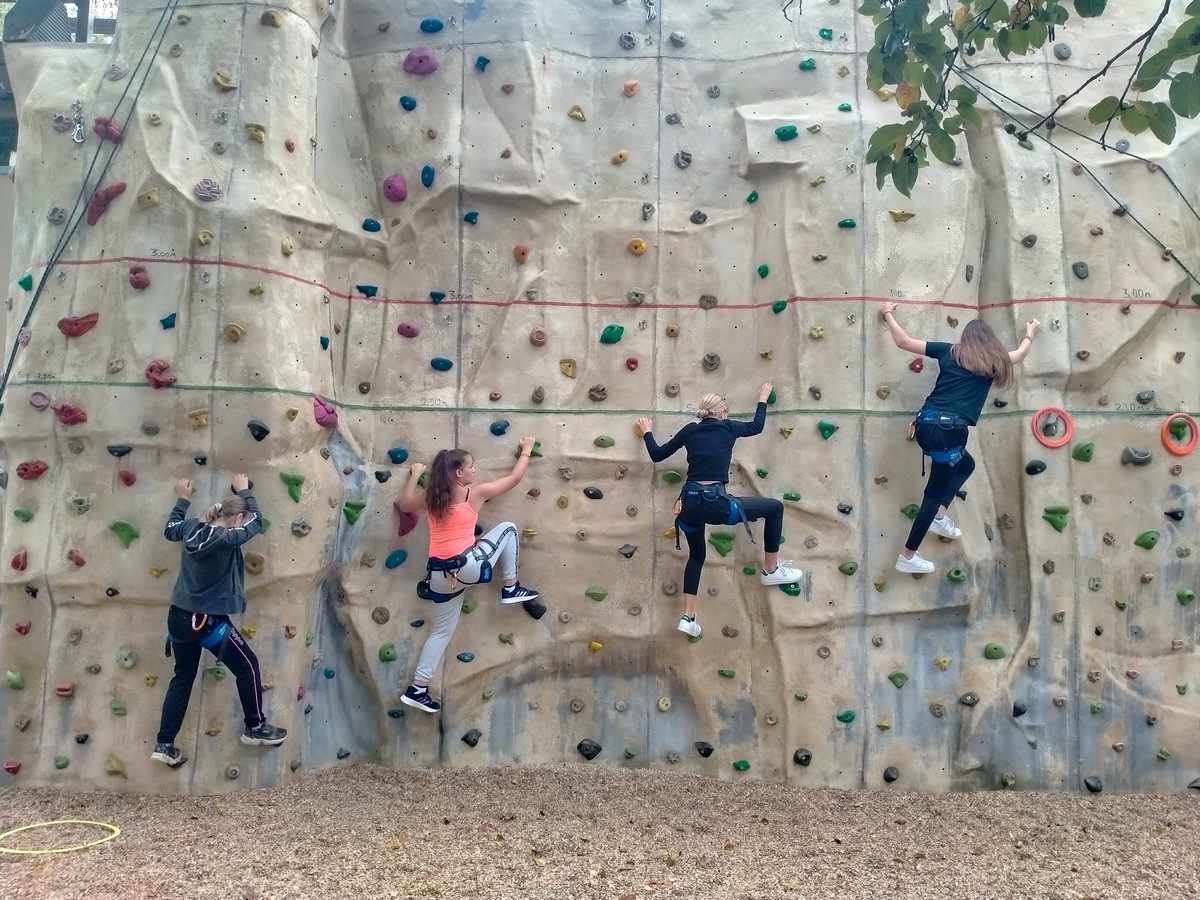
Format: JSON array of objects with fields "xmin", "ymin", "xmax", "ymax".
[
  {"xmin": 1008, "ymin": 318, "xmax": 1041, "ymax": 364},
  {"xmin": 395, "ymin": 463, "xmax": 427, "ymax": 513},
  {"xmin": 473, "ymin": 436, "xmax": 536, "ymax": 503},
  {"xmin": 881, "ymin": 302, "xmax": 926, "ymax": 355}
]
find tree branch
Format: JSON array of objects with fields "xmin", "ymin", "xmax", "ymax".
[{"xmin": 1100, "ymin": 0, "xmax": 1172, "ymax": 146}]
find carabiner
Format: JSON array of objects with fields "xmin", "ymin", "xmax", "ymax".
[{"xmin": 70, "ymin": 100, "xmax": 85, "ymax": 144}]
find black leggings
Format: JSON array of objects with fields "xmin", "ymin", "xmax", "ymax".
[
  {"xmin": 905, "ymin": 450, "xmax": 977, "ymax": 551},
  {"xmin": 681, "ymin": 496, "xmax": 783, "ymax": 594}
]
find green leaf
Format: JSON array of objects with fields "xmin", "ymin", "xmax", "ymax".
[
  {"xmin": 959, "ymin": 103, "xmax": 983, "ymax": 131},
  {"xmin": 857, "ymin": 0, "xmax": 884, "ymax": 14},
  {"xmin": 866, "ymin": 123, "xmax": 912, "ymax": 163},
  {"xmin": 875, "ymin": 155, "xmax": 894, "ymax": 191},
  {"xmin": 1134, "ymin": 48, "xmax": 1180, "ymax": 92},
  {"xmin": 1087, "ymin": 95, "xmax": 1121, "ymax": 124},
  {"xmin": 949, "ymin": 85, "xmax": 978, "ymax": 104},
  {"xmin": 1026, "ymin": 19, "xmax": 1048, "ymax": 48},
  {"xmin": 928, "ymin": 127, "xmax": 957, "ymax": 164},
  {"xmin": 923, "ymin": 67, "xmax": 944, "ymax": 103},
  {"xmin": 1170, "ymin": 71, "xmax": 1200, "ymax": 118},
  {"xmin": 1188, "ymin": 0, "xmax": 1200, "ymax": 13},
  {"xmin": 1074, "ymin": 0, "xmax": 1106, "ymax": 17},
  {"xmin": 986, "ymin": 2, "xmax": 1010, "ymax": 24},
  {"xmin": 1120, "ymin": 105, "xmax": 1150, "ymax": 135},
  {"xmin": 1148, "ymin": 102, "xmax": 1177, "ymax": 143},
  {"xmin": 891, "ymin": 155, "xmax": 919, "ymax": 197},
  {"xmin": 1009, "ymin": 26, "xmax": 1030, "ymax": 56},
  {"xmin": 1053, "ymin": 4, "xmax": 1070, "ymax": 24},
  {"xmin": 942, "ymin": 115, "xmax": 964, "ymax": 136},
  {"xmin": 996, "ymin": 27, "xmax": 1012, "ymax": 59}
]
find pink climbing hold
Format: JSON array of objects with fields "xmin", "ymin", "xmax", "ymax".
[
  {"xmin": 14, "ymin": 622, "xmax": 30, "ymax": 635},
  {"xmin": 86, "ymin": 182, "xmax": 126, "ymax": 226},
  {"xmin": 383, "ymin": 173, "xmax": 408, "ymax": 202},
  {"xmin": 92, "ymin": 115, "xmax": 122, "ymax": 143},
  {"xmin": 16, "ymin": 460, "xmax": 48, "ymax": 480},
  {"xmin": 11, "ymin": 550, "xmax": 28, "ymax": 571},
  {"xmin": 118, "ymin": 470, "xmax": 137, "ymax": 487},
  {"xmin": 128, "ymin": 265, "xmax": 150, "ymax": 290},
  {"xmin": 51, "ymin": 402, "xmax": 88, "ymax": 425},
  {"xmin": 58, "ymin": 312, "xmax": 100, "ymax": 337},
  {"xmin": 4, "ymin": 761, "xmax": 20, "ymax": 775},
  {"xmin": 626, "ymin": 357, "xmax": 639, "ymax": 371},
  {"xmin": 313, "ymin": 395, "xmax": 338, "ymax": 428},
  {"xmin": 909, "ymin": 358, "xmax": 924, "ymax": 373},
  {"xmin": 393, "ymin": 500, "xmax": 420, "ymax": 536},
  {"xmin": 297, "ymin": 684, "xmax": 306, "ymax": 701},
  {"xmin": 29, "ymin": 391, "xmax": 51, "ymax": 410},
  {"xmin": 397, "ymin": 322, "xmax": 419, "ymax": 338},
  {"xmin": 145, "ymin": 359, "xmax": 177, "ymax": 389},
  {"xmin": 67, "ymin": 549, "xmax": 86, "ymax": 567},
  {"xmin": 403, "ymin": 47, "xmax": 438, "ymax": 74}
]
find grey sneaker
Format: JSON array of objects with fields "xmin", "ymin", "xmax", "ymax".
[
  {"xmin": 151, "ymin": 742, "xmax": 187, "ymax": 767},
  {"xmin": 241, "ymin": 722, "xmax": 287, "ymax": 746}
]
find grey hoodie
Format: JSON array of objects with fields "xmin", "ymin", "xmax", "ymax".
[{"xmin": 164, "ymin": 489, "xmax": 264, "ymax": 615}]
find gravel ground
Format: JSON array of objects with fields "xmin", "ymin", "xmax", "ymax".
[{"xmin": 1, "ymin": 764, "xmax": 1198, "ymax": 900}]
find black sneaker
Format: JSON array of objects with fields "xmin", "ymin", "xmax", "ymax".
[
  {"xmin": 501, "ymin": 582, "xmax": 539, "ymax": 604},
  {"xmin": 400, "ymin": 684, "xmax": 441, "ymax": 713},
  {"xmin": 150, "ymin": 742, "xmax": 187, "ymax": 767},
  {"xmin": 240, "ymin": 722, "xmax": 288, "ymax": 746}
]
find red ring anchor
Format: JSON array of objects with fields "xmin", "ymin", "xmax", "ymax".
[
  {"xmin": 1031, "ymin": 406, "xmax": 1075, "ymax": 448},
  {"xmin": 1162, "ymin": 413, "xmax": 1198, "ymax": 456}
]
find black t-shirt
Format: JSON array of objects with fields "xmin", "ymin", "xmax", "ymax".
[
  {"xmin": 921, "ymin": 342, "xmax": 993, "ymax": 425},
  {"xmin": 642, "ymin": 403, "xmax": 767, "ymax": 483}
]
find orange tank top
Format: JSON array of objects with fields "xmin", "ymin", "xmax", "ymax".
[{"xmin": 428, "ymin": 493, "xmax": 479, "ymax": 558}]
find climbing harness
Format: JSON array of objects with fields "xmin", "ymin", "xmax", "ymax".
[
  {"xmin": 673, "ymin": 483, "xmax": 754, "ymax": 550},
  {"xmin": 913, "ymin": 409, "xmax": 970, "ymax": 474}
]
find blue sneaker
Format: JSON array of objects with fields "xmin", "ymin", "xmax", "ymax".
[
  {"xmin": 150, "ymin": 742, "xmax": 187, "ymax": 767},
  {"xmin": 501, "ymin": 582, "xmax": 539, "ymax": 604}
]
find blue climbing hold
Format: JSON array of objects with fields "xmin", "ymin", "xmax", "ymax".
[
  {"xmin": 430, "ymin": 290, "xmax": 446, "ymax": 303},
  {"xmin": 362, "ymin": 218, "xmax": 382, "ymax": 232},
  {"xmin": 475, "ymin": 55, "xmax": 490, "ymax": 71},
  {"xmin": 431, "ymin": 357, "xmax": 453, "ymax": 371},
  {"xmin": 399, "ymin": 95, "xmax": 417, "ymax": 111},
  {"xmin": 323, "ymin": 667, "xmax": 335, "ymax": 679},
  {"xmin": 320, "ymin": 335, "xmax": 330, "ymax": 350},
  {"xmin": 160, "ymin": 313, "xmax": 177, "ymax": 330},
  {"xmin": 385, "ymin": 549, "xmax": 408, "ymax": 569},
  {"xmin": 388, "ymin": 446, "xmax": 409, "ymax": 464},
  {"xmin": 456, "ymin": 652, "xmax": 475, "ymax": 663},
  {"xmin": 356, "ymin": 284, "xmax": 378, "ymax": 297},
  {"xmin": 490, "ymin": 420, "xmax": 510, "ymax": 436},
  {"xmin": 464, "ymin": 211, "xmax": 479, "ymax": 225},
  {"xmin": 420, "ymin": 17, "xmax": 443, "ymax": 33},
  {"xmin": 421, "ymin": 165, "xmax": 435, "ymax": 188}
]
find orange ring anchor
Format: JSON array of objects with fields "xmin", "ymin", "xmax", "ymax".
[
  {"xmin": 1162, "ymin": 413, "xmax": 1198, "ymax": 456},
  {"xmin": 1031, "ymin": 406, "xmax": 1075, "ymax": 449}
]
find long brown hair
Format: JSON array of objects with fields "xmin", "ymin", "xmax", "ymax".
[
  {"xmin": 952, "ymin": 320, "xmax": 1013, "ymax": 389},
  {"xmin": 198, "ymin": 495, "xmax": 249, "ymax": 525},
  {"xmin": 426, "ymin": 449, "xmax": 471, "ymax": 521}
]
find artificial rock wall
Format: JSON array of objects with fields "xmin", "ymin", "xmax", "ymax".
[{"xmin": 0, "ymin": 0, "xmax": 1197, "ymax": 795}]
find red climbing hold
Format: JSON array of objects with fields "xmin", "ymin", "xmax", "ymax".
[
  {"xmin": 51, "ymin": 402, "xmax": 87, "ymax": 425},
  {"xmin": 313, "ymin": 395, "xmax": 338, "ymax": 428},
  {"xmin": 393, "ymin": 500, "xmax": 420, "ymax": 536},
  {"xmin": 14, "ymin": 622, "xmax": 30, "ymax": 635},
  {"xmin": 397, "ymin": 322, "xmax": 419, "ymax": 338},
  {"xmin": 16, "ymin": 460, "xmax": 48, "ymax": 480},
  {"xmin": 909, "ymin": 358, "xmax": 924, "ymax": 373},
  {"xmin": 297, "ymin": 684, "xmax": 306, "ymax": 701},
  {"xmin": 57, "ymin": 313, "xmax": 99, "ymax": 337},
  {"xmin": 86, "ymin": 182, "xmax": 126, "ymax": 226},
  {"xmin": 118, "ymin": 470, "xmax": 136, "ymax": 487},
  {"xmin": 11, "ymin": 550, "xmax": 28, "ymax": 571},
  {"xmin": 92, "ymin": 115, "xmax": 123, "ymax": 143},
  {"xmin": 626, "ymin": 357, "xmax": 639, "ymax": 371},
  {"xmin": 145, "ymin": 359, "xmax": 177, "ymax": 389},
  {"xmin": 3, "ymin": 761, "xmax": 20, "ymax": 775},
  {"xmin": 128, "ymin": 265, "xmax": 150, "ymax": 290},
  {"xmin": 55, "ymin": 683, "xmax": 75, "ymax": 698},
  {"xmin": 67, "ymin": 549, "xmax": 86, "ymax": 567}
]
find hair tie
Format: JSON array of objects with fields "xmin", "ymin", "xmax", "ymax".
[{"xmin": 213, "ymin": 502, "xmax": 223, "ymax": 517}]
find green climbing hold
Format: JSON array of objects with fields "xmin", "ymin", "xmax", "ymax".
[
  {"xmin": 1072, "ymin": 442, "xmax": 1094, "ymax": 462},
  {"xmin": 1178, "ymin": 588, "xmax": 1196, "ymax": 606},
  {"xmin": 757, "ymin": 264, "xmax": 769, "ymax": 278},
  {"xmin": 17, "ymin": 274, "xmax": 33, "ymax": 291},
  {"xmin": 1090, "ymin": 701, "xmax": 1103, "ymax": 714},
  {"xmin": 1157, "ymin": 747, "xmax": 1172, "ymax": 761},
  {"xmin": 594, "ymin": 435, "xmax": 615, "ymax": 448},
  {"xmin": 205, "ymin": 664, "xmax": 226, "ymax": 681},
  {"xmin": 109, "ymin": 699, "xmax": 126, "ymax": 716},
  {"xmin": 490, "ymin": 420, "xmax": 510, "ymax": 436},
  {"xmin": 461, "ymin": 597, "xmax": 477, "ymax": 614},
  {"xmin": 819, "ymin": 27, "xmax": 833, "ymax": 39},
  {"xmin": 1114, "ymin": 599, "xmax": 1128, "ymax": 611},
  {"xmin": 794, "ymin": 691, "xmax": 809, "ymax": 701},
  {"xmin": 378, "ymin": 642, "xmax": 397, "ymax": 662},
  {"xmin": 1168, "ymin": 416, "xmax": 1190, "ymax": 441},
  {"xmin": 837, "ymin": 218, "xmax": 857, "ymax": 229},
  {"xmin": 482, "ymin": 689, "xmax": 495, "ymax": 700},
  {"xmin": 778, "ymin": 583, "xmax": 802, "ymax": 596},
  {"xmin": 817, "ymin": 421, "xmax": 839, "ymax": 439},
  {"xmin": 771, "ymin": 299, "xmax": 787, "ymax": 314},
  {"xmin": 743, "ymin": 566, "xmax": 757, "ymax": 575},
  {"xmin": 109, "ymin": 520, "xmax": 140, "ymax": 549},
  {"xmin": 887, "ymin": 671, "xmax": 908, "ymax": 689},
  {"xmin": 662, "ymin": 470, "xmax": 684, "ymax": 485},
  {"xmin": 417, "ymin": 472, "xmax": 429, "ymax": 488},
  {"xmin": 783, "ymin": 491, "xmax": 801, "ymax": 502},
  {"xmin": 6, "ymin": 670, "xmax": 24, "ymax": 690},
  {"xmin": 280, "ymin": 471, "xmax": 305, "ymax": 502},
  {"xmin": 513, "ymin": 440, "xmax": 543, "ymax": 458},
  {"xmin": 305, "ymin": 631, "xmax": 315, "ymax": 646},
  {"xmin": 837, "ymin": 102, "xmax": 852, "ymax": 111},
  {"xmin": 600, "ymin": 324, "xmax": 624, "ymax": 344},
  {"xmin": 708, "ymin": 531, "xmax": 735, "ymax": 557},
  {"xmin": 585, "ymin": 585, "xmax": 608, "ymax": 601},
  {"xmin": 732, "ymin": 759, "xmax": 750, "ymax": 771},
  {"xmin": 836, "ymin": 709, "xmax": 856, "ymax": 724},
  {"xmin": 984, "ymin": 643, "xmax": 1006, "ymax": 660},
  {"xmin": 1178, "ymin": 684, "xmax": 1189, "ymax": 695},
  {"xmin": 13, "ymin": 507, "xmax": 33, "ymax": 522},
  {"xmin": 774, "ymin": 125, "xmax": 798, "ymax": 142},
  {"xmin": 498, "ymin": 632, "xmax": 514, "ymax": 645},
  {"xmin": 947, "ymin": 568, "xmax": 967, "ymax": 583},
  {"xmin": 1134, "ymin": 530, "xmax": 1160, "ymax": 550},
  {"xmin": 624, "ymin": 747, "xmax": 638, "ymax": 759},
  {"xmin": 718, "ymin": 668, "xmax": 735, "ymax": 678},
  {"xmin": 343, "ymin": 500, "xmax": 366, "ymax": 524},
  {"xmin": 799, "ymin": 58, "xmax": 817, "ymax": 71},
  {"xmin": 767, "ymin": 389, "xmax": 777, "ymax": 404},
  {"xmin": 901, "ymin": 504, "xmax": 919, "ymax": 519},
  {"xmin": 838, "ymin": 561, "xmax": 858, "ymax": 576},
  {"xmin": 456, "ymin": 652, "xmax": 475, "ymax": 663},
  {"xmin": 747, "ymin": 190, "xmax": 759, "ymax": 203},
  {"xmin": 54, "ymin": 756, "xmax": 69, "ymax": 769},
  {"xmin": 755, "ymin": 467, "xmax": 768, "ymax": 478},
  {"xmin": 1043, "ymin": 510, "xmax": 1068, "ymax": 532}
]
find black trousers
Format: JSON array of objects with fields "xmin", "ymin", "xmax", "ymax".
[
  {"xmin": 156, "ymin": 605, "xmax": 266, "ymax": 744},
  {"xmin": 680, "ymin": 495, "xmax": 783, "ymax": 595},
  {"xmin": 905, "ymin": 449, "xmax": 977, "ymax": 552}
]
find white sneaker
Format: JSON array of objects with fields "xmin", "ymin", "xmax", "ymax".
[
  {"xmin": 928, "ymin": 515, "xmax": 963, "ymax": 540},
  {"xmin": 761, "ymin": 562, "xmax": 803, "ymax": 586},
  {"xmin": 677, "ymin": 616, "xmax": 701, "ymax": 638},
  {"xmin": 896, "ymin": 552, "xmax": 935, "ymax": 574}
]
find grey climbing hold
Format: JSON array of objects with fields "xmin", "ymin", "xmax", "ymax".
[
  {"xmin": 1115, "ymin": 139, "xmax": 1130, "ymax": 153},
  {"xmin": 702, "ymin": 353, "xmax": 721, "ymax": 371},
  {"xmin": 1040, "ymin": 413, "xmax": 1061, "ymax": 437},
  {"xmin": 694, "ymin": 741, "xmax": 714, "ymax": 758},
  {"xmin": 706, "ymin": 83, "xmax": 720, "ymax": 98},
  {"xmin": 669, "ymin": 31, "xmax": 686, "ymax": 47},
  {"xmin": 665, "ymin": 112, "xmax": 681, "ymax": 125},
  {"xmin": 883, "ymin": 766, "xmax": 900, "ymax": 783},
  {"xmin": 1121, "ymin": 446, "xmax": 1152, "ymax": 466},
  {"xmin": 1026, "ymin": 460, "xmax": 1046, "ymax": 475},
  {"xmin": 674, "ymin": 150, "xmax": 692, "ymax": 169},
  {"xmin": 642, "ymin": 202, "xmax": 655, "ymax": 221},
  {"xmin": 960, "ymin": 692, "xmax": 980, "ymax": 707},
  {"xmin": 618, "ymin": 32, "xmax": 635, "ymax": 50},
  {"xmin": 1136, "ymin": 389, "xmax": 1155, "ymax": 404},
  {"xmin": 627, "ymin": 288, "xmax": 646, "ymax": 305},
  {"xmin": 1084, "ymin": 776, "xmax": 1103, "ymax": 793},
  {"xmin": 1021, "ymin": 234, "xmax": 1037, "ymax": 248},
  {"xmin": 698, "ymin": 294, "xmax": 718, "ymax": 310},
  {"xmin": 793, "ymin": 748, "xmax": 812, "ymax": 766},
  {"xmin": 618, "ymin": 543, "xmax": 637, "ymax": 558},
  {"xmin": 1053, "ymin": 43, "xmax": 1071, "ymax": 60},
  {"xmin": 690, "ymin": 210, "xmax": 708, "ymax": 225},
  {"xmin": 965, "ymin": 265, "xmax": 974, "ymax": 282},
  {"xmin": 1012, "ymin": 701, "xmax": 1027, "ymax": 717},
  {"xmin": 577, "ymin": 738, "xmax": 602, "ymax": 760},
  {"xmin": 1072, "ymin": 262, "xmax": 1089, "ymax": 279},
  {"xmin": 664, "ymin": 382, "xmax": 680, "ymax": 397}
]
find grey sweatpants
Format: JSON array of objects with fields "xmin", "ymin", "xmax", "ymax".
[{"xmin": 412, "ymin": 522, "xmax": 519, "ymax": 685}]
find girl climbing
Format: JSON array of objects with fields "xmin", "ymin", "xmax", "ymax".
[
  {"xmin": 882, "ymin": 302, "xmax": 1040, "ymax": 573},
  {"xmin": 636, "ymin": 383, "xmax": 803, "ymax": 638},
  {"xmin": 152, "ymin": 474, "xmax": 286, "ymax": 767},
  {"xmin": 396, "ymin": 439, "xmax": 541, "ymax": 714}
]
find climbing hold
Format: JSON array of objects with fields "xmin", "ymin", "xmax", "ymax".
[
  {"xmin": 793, "ymin": 748, "xmax": 813, "ymax": 766},
  {"xmin": 431, "ymin": 358, "xmax": 454, "ymax": 371},
  {"xmin": 567, "ymin": 104, "xmax": 586, "ymax": 121},
  {"xmin": 194, "ymin": 178, "xmax": 222, "ymax": 201},
  {"xmin": 260, "ymin": 8, "xmax": 283, "ymax": 26},
  {"xmin": 5, "ymin": 670, "xmax": 24, "ymax": 690},
  {"xmin": 610, "ymin": 149, "xmax": 628, "ymax": 165},
  {"xmin": 1165, "ymin": 508, "xmax": 1185, "ymax": 522},
  {"xmin": 837, "ymin": 503, "xmax": 853, "ymax": 515},
  {"xmin": 1025, "ymin": 460, "xmax": 1046, "ymax": 475},
  {"xmin": 702, "ymin": 353, "xmax": 721, "ymax": 371},
  {"xmin": 818, "ymin": 421, "xmax": 838, "ymax": 440},
  {"xmin": 403, "ymin": 47, "xmax": 438, "ymax": 74},
  {"xmin": 577, "ymin": 739, "xmax": 602, "ymax": 761},
  {"xmin": 128, "ymin": 265, "xmax": 150, "ymax": 290},
  {"xmin": 628, "ymin": 238, "xmax": 647, "ymax": 255},
  {"xmin": 246, "ymin": 420, "xmax": 270, "ymax": 442},
  {"xmin": 708, "ymin": 532, "xmax": 735, "ymax": 557},
  {"xmin": 836, "ymin": 710, "xmax": 856, "ymax": 724},
  {"xmin": 775, "ymin": 125, "xmax": 798, "ymax": 142},
  {"xmin": 342, "ymin": 500, "xmax": 366, "ymax": 525},
  {"xmin": 558, "ymin": 358, "xmax": 577, "ymax": 378},
  {"xmin": 1043, "ymin": 507, "xmax": 1069, "ymax": 532},
  {"xmin": 883, "ymin": 766, "xmax": 900, "ymax": 784},
  {"xmin": 838, "ymin": 561, "xmax": 858, "ymax": 576},
  {"xmin": 947, "ymin": 568, "xmax": 967, "ymax": 583},
  {"xmin": 86, "ymin": 181, "xmax": 126, "ymax": 226},
  {"xmin": 399, "ymin": 95, "xmax": 417, "ymax": 112},
  {"xmin": 313, "ymin": 396, "xmax": 338, "ymax": 428},
  {"xmin": 583, "ymin": 487, "xmax": 604, "ymax": 500},
  {"xmin": 694, "ymin": 742, "xmax": 715, "ymax": 759},
  {"xmin": 280, "ymin": 472, "xmax": 305, "ymax": 502},
  {"xmin": 889, "ymin": 209, "xmax": 916, "ymax": 223},
  {"xmin": 109, "ymin": 520, "xmax": 140, "ymax": 549},
  {"xmin": 600, "ymin": 324, "xmax": 624, "ymax": 344},
  {"xmin": 421, "ymin": 165, "xmax": 436, "ymax": 188},
  {"xmin": 1163, "ymin": 414, "xmax": 1198, "ymax": 455},
  {"xmin": 984, "ymin": 643, "xmax": 1006, "ymax": 660},
  {"xmin": 594, "ymin": 435, "xmax": 615, "ymax": 448},
  {"xmin": 888, "ymin": 671, "xmax": 908, "ymax": 688},
  {"xmin": 1121, "ymin": 446, "xmax": 1153, "ymax": 466},
  {"xmin": 1178, "ymin": 588, "xmax": 1196, "ymax": 606},
  {"xmin": 837, "ymin": 218, "xmax": 856, "ymax": 229},
  {"xmin": 1072, "ymin": 442, "xmax": 1094, "ymax": 462}
]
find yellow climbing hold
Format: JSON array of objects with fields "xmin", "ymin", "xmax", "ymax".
[
  {"xmin": 611, "ymin": 149, "xmax": 629, "ymax": 165},
  {"xmin": 187, "ymin": 409, "xmax": 210, "ymax": 428},
  {"xmin": 934, "ymin": 656, "xmax": 951, "ymax": 671},
  {"xmin": 197, "ymin": 230, "xmax": 214, "ymax": 245},
  {"xmin": 628, "ymin": 238, "xmax": 647, "ymax": 255},
  {"xmin": 136, "ymin": 189, "xmax": 160, "ymax": 210},
  {"xmin": 623, "ymin": 80, "xmax": 639, "ymax": 96},
  {"xmin": 567, "ymin": 104, "xmax": 586, "ymax": 121},
  {"xmin": 212, "ymin": 70, "xmax": 238, "ymax": 91},
  {"xmin": 245, "ymin": 123, "xmax": 266, "ymax": 143},
  {"xmin": 281, "ymin": 236, "xmax": 295, "ymax": 256},
  {"xmin": 874, "ymin": 87, "xmax": 896, "ymax": 101},
  {"xmin": 148, "ymin": 566, "xmax": 168, "ymax": 577},
  {"xmin": 260, "ymin": 8, "xmax": 283, "ymax": 26},
  {"xmin": 249, "ymin": 282, "xmax": 265, "ymax": 296},
  {"xmin": 589, "ymin": 641, "xmax": 603, "ymax": 652},
  {"xmin": 559, "ymin": 358, "xmax": 577, "ymax": 378},
  {"xmin": 889, "ymin": 209, "xmax": 916, "ymax": 222},
  {"xmin": 223, "ymin": 323, "xmax": 245, "ymax": 342}
]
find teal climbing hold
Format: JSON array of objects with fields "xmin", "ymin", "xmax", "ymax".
[
  {"xmin": 818, "ymin": 421, "xmax": 839, "ymax": 439},
  {"xmin": 1178, "ymin": 588, "xmax": 1196, "ymax": 606},
  {"xmin": 420, "ymin": 17, "xmax": 443, "ymax": 32},
  {"xmin": 160, "ymin": 313, "xmax": 176, "ymax": 330},
  {"xmin": 772, "ymin": 299, "xmax": 787, "ymax": 314},
  {"xmin": 901, "ymin": 503, "xmax": 919, "ymax": 519},
  {"xmin": 320, "ymin": 336, "xmax": 330, "ymax": 350},
  {"xmin": 385, "ymin": 549, "xmax": 407, "ymax": 569},
  {"xmin": 362, "ymin": 218, "xmax": 382, "ymax": 232},
  {"xmin": 456, "ymin": 652, "xmax": 475, "ymax": 663},
  {"xmin": 280, "ymin": 471, "xmax": 305, "ymax": 502},
  {"xmin": 767, "ymin": 389, "xmax": 777, "ymax": 404},
  {"xmin": 774, "ymin": 125, "xmax": 798, "ymax": 142},
  {"xmin": 747, "ymin": 190, "xmax": 759, "ymax": 203},
  {"xmin": 109, "ymin": 520, "xmax": 140, "ymax": 548},
  {"xmin": 429, "ymin": 291, "xmax": 445, "ymax": 304},
  {"xmin": 732, "ymin": 759, "xmax": 750, "ymax": 771},
  {"xmin": 399, "ymin": 96, "xmax": 417, "ymax": 111},
  {"xmin": 836, "ymin": 709, "xmax": 856, "ymax": 723},
  {"xmin": 1072, "ymin": 442, "xmax": 1094, "ymax": 462},
  {"xmin": 783, "ymin": 491, "xmax": 801, "ymax": 502},
  {"xmin": 838, "ymin": 102, "xmax": 852, "ymax": 111},
  {"xmin": 17, "ymin": 274, "xmax": 33, "ymax": 291},
  {"xmin": 819, "ymin": 28, "xmax": 834, "ymax": 39},
  {"xmin": 799, "ymin": 58, "xmax": 816, "ymax": 71},
  {"xmin": 388, "ymin": 447, "xmax": 409, "ymax": 464},
  {"xmin": 1134, "ymin": 530, "xmax": 1160, "ymax": 550},
  {"xmin": 324, "ymin": 667, "xmax": 335, "ymax": 679},
  {"xmin": 356, "ymin": 285, "xmax": 378, "ymax": 297},
  {"xmin": 475, "ymin": 55, "xmax": 490, "ymax": 71},
  {"xmin": 839, "ymin": 561, "xmax": 858, "ymax": 576},
  {"xmin": 887, "ymin": 671, "xmax": 908, "ymax": 689},
  {"xmin": 421, "ymin": 165, "xmax": 435, "ymax": 188},
  {"xmin": 600, "ymin": 324, "xmax": 624, "ymax": 344},
  {"xmin": 838, "ymin": 218, "xmax": 857, "ymax": 229},
  {"xmin": 343, "ymin": 500, "xmax": 366, "ymax": 524},
  {"xmin": 984, "ymin": 643, "xmax": 1006, "ymax": 660},
  {"xmin": 757, "ymin": 264, "xmax": 769, "ymax": 279},
  {"xmin": 490, "ymin": 420, "xmax": 510, "ymax": 436},
  {"xmin": 464, "ymin": 211, "xmax": 479, "ymax": 224},
  {"xmin": 708, "ymin": 531, "xmax": 735, "ymax": 557},
  {"xmin": 431, "ymin": 357, "xmax": 453, "ymax": 371},
  {"xmin": 755, "ymin": 467, "xmax": 768, "ymax": 479}
]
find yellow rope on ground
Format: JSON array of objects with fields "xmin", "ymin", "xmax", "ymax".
[{"xmin": 0, "ymin": 819, "xmax": 121, "ymax": 855}]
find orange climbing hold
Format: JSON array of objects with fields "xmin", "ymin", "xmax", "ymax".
[
  {"xmin": 1162, "ymin": 413, "xmax": 1197, "ymax": 456},
  {"xmin": 514, "ymin": 244, "xmax": 531, "ymax": 264},
  {"xmin": 1031, "ymin": 407, "xmax": 1074, "ymax": 449}
]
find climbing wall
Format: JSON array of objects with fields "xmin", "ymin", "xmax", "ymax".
[{"xmin": 0, "ymin": 0, "xmax": 1197, "ymax": 795}]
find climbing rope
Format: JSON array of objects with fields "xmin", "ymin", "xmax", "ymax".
[{"xmin": 0, "ymin": 819, "xmax": 121, "ymax": 855}]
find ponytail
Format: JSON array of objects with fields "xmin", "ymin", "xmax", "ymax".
[{"xmin": 198, "ymin": 496, "xmax": 248, "ymax": 525}]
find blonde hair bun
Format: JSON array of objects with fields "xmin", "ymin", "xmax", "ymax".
[{"xmin": 696, "ymin": 393, "xmax": 727, "ymax": 419}]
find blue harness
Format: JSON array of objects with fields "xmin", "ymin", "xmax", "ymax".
[{"xmin": 915, "ymin": 409, "xmax": 969, "ymax": 468}]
